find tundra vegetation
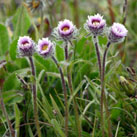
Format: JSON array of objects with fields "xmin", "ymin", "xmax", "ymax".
[{"xmin": 0, "ymin": 0, "xmax": 137, "ymax": 137}]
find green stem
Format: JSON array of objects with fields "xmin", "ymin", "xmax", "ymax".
[
  {"xmin": 28, "ymin": 57, "xmax": 42, "ymax": 137},
  {"xmin": 51, "ymin": 56, "xmax": 69, "ymax": 137},
  {"xmin": 65, "ymin": 43, "xmax": 81, "ymax": 137},
  {"xmin": 0, "ymin": 89, "xmax": 15, "ymax": 137}
]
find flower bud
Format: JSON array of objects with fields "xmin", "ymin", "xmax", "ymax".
[
  {"xmin": 37, "ymin": 38, "xmax": 54, "ymax": 58},
  {"xmin": 17, "ymin": 36, "xmax": 35, "ymax": 57},
  {"xmin": 108, "ymin": 23, "xmax": 128, "ymax": 43},
  {"xmin": 53, "ymin": 19, "xmax": 78, "ymax": 41},
  {"xmin": 84, "ymin": 13, "xmax": 106, "ymax": 36}
]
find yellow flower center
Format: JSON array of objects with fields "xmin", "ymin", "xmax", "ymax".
[
  {"xmin": 92, "ymin": 21, "xmax": 100, "ymax": 26},
  {"xmin": 32, "ymin": 1, "xmax": 40, "ymax": 9},
  {"xmin": 42, "ymin": 44, "xmax": 48, "ymax": 51},
  {"xmin": 62, "ymin": 26, "xmax": 69, "ymax": 32}
]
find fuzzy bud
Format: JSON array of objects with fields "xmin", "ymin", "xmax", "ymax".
[
  {"xmin": 108, "ymin": 23, "xmax": 128, "ymax": 43},
  {"xmin": 53, "ymin": 19, "xmax": 79, "ymax": 41},
  {"xmin": 84, "ymin": 13, "xmax": 106, "ymax": 36},
  {"xmin": 37, "ymin": 38, "xmax": 54, "ymax": 58},
  {"xmin": 17, "ymin": 36, "xmax": 35, "ymax": 57}
]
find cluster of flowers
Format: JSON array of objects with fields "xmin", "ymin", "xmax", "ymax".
[{"xmin": 17, "ymin": 13, "xmax": 128, "ymax": 58}]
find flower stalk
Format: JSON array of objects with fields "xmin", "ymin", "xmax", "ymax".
[
  {"xmin": 65, "ymin": 43, "xmax": 81, "ymax": 137},
  {"xmin": 93, "ymin": 36, "xmax": 112, "ymax": 137},
  {"xmin": 93, "ymin": 36, "xmax": 105, "ymax": 137},
  {"xmin": 28, "ymin": 56, "xmax": 42, "ymax": 137},
  {"xmin": 53, "ymin": 18, "xmax": 80, "ymax": 136},
  {"xmin": 93, "ymin": 36, "xmax": 102, "ymax": 76},
  {"xmin": 0, "ymin": 89, "xmax": 15, "ymax": 137},
  {"xmin": 51, "ymin": 56, "xmax": 69, "ymax": 137},
  {"xmin": 101, "ymin": 42, "xmax": 112, "ymax": 137}
]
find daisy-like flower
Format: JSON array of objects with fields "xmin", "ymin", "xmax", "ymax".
[
  {"xmin": 84, "ymin": 13, "xmax": 106, "ymax": 36},
  {"xmin": 53, "ymin": 19, "xmax": 78, "ymax": 41},
  {"xmin": 37, "ymin": 38, "xmax": 54, "ymax": 58},
  {"xmin": 108, "ymin": 23, "xmax": 128, "ymax": 43},
  {"xmin": 17, "ymin": 36, "xmax": 35, "ymax": 57},
  {"xmin": 26, "ymin": 0, "xmax": 45, "ymax": 12}
]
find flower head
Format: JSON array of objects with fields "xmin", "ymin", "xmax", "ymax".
[
  {"xmin": 53, "ymin": 19, "xmax": 78, "ymax": 41},
  {"xmin": 17, "ymin": 36, "xmax": 35, "ymax": 57},
  {"xmin": 84, "ymin": 13, "xmax": 106, "ymax": 36},
  {"xmin": 26, "ymin": 0, "xmax": 45, "ymax": 12},
  {"xmin": 108, "ymin": 23, "xmax": 128, "ymax": 43},
  {"xmin": 37, "ymin": 38, "xmax": 54, "ymax": 58}
]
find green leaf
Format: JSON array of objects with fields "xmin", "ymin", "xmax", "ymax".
[
  {"xmin": 12, "ymin": 6, "xmax": 31, "ymax": 40},
  {"xmin": 38, "ymin": 100, "xmax": 51, "ymax": 123},
  {"xmin": 55, "ymin": 45, "xmax": 64, "ymax": 61},
  {"xmin": 34, "ymin": 54, "xmax": 56, "ymax": 72},
  {"xmin": 9, "ymin": 39, "xmax": 18, "ymax": 60},
  {"xmin": 2, "ymin": 90, "xmax": 23, "ymax": 105},
  {"xmin": 28, "ymin": 125, "xmax": 34, "ymax": 137},
  {"xmin": 68, "ymin": 80, "xmax": 86, "ymax": 108},
  {"xmin": 50, "ymin": 94, "xmax": 64, "ymax": 124},
  {"xmin": 75, "ymin": 37, "xmax": 87, "ymax": 55},
  {"xmin": 38, "ymin": 84, "xmax": 54, "ymax": 119},
  {"xmin": 111, "ymin": 102, "xmax": 122, "ymax": 120},
  {"xmin": 3, "ymin": 73, "xmax": 20, "ymax": 91},
  {"xmin": 14, "ymin": 104, "xmax": 21, "ymax": 137},
  {"xmin": 46, "ymin": 72, "xmax": 68, "ymax": 82},
  {"xmin": 51, "ymin": 119, "xmax": 65, "ymax": 137},
  {"xmin": 0, "ymin": 24, "xmax": 10, "ymax": 56}
]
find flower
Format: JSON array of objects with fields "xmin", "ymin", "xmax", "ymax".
[
  {"xmin": 108, "ymin": 23, "xmax": 128, "ymax": 43},
  {"xmin": 84, "ymin": 13, "xmax": 106, "ymax": 36},
  {"xmin": 17, "ymin": 36, "xmax": 35, "ymax": 57},
  {"xmin": 53, "ymin": 19, "xmax": 78, "ymax": 41},
  {"xmin": 37, "ymin": 38, "xmax": 54, "ymax": 58},
  {"xmin": 26, "ymin": 0, "xmax": 45, "ymax": 12}
]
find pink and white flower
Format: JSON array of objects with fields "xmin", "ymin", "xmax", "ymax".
[
  {"xmin": 17, "ymin": 36, "xmax": 35, "ymax": 57},
  {"xmin": 84, "ymin": 13, "xmax": 106, "ymax": 36},
  {"xmin": 53, "ymin": 19, "xmax": 78, "ymax": 41},
  {"xmin": 37, "ymin": 38, "xmax": 54, "ymax": 58},
  {"xmin": 108, "ymin": 23, "xmax": 128, "ymax": 43}
]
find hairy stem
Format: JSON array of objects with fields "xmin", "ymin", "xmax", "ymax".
[
  {"xmin": 51, "ymin": 56, "xmax": 68, "ymax": 137},
  {"xmin": 65, "ymin": 43, "xmax": 81, "ymax": 137},
  {"xmin": 101, "ymin": 42, "xmax": 112, "ymax": 137},
  {"xmin": 0, "ymin": 89, "xmax": 15, "ymax": 137},
  {"xmin": 93, "ymin": 36, "xmax": 102, "ymax": 77},
  {"xmin": 28, "ymin": 57, "xmax": 41, "ymax": 137},
  {"xmin": 93, "ymin": 36, "xmax": 104, "ymax": 137}
]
